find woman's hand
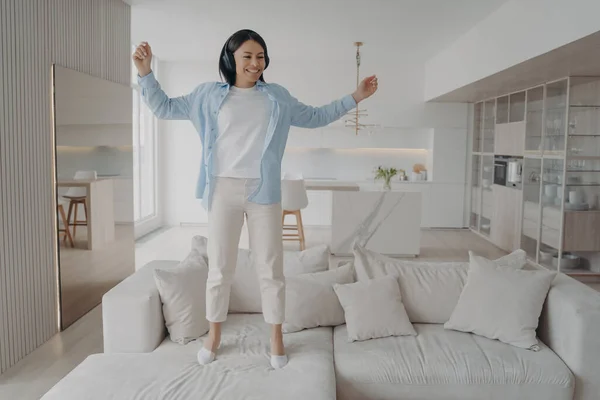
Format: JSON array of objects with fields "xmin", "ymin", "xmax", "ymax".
[
  {"xmin": 352, "ymin": 75, "xmax": 378, "ymax": 104},
  {"xmin": 132, "ymin": 42, "xmax": 153, "ymax": 77}
]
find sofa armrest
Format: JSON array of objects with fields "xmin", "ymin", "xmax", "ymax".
[
  {"xmin": 538, "ymin": 274, "xmax": 600, "ymax": 400},
  {"xmin": 102, "ymin": 260, "xmax": 179, "ymax": 353}
]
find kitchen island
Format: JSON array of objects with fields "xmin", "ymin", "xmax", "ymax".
[
  {"xmin": 301, "ymin": 179, "xmax": 422, "ymax": 256},
  {"xmin": 303, "ymin": 178, "xmax": 464, "ymax": 230},
  {"xmin": 330, "ymin": 190, "xmax": 422, "ymax": 257}
]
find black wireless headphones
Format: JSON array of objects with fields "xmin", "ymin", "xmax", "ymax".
[{"xmin": 221, "ymin": 37, "xmax": 235, "ymax": 72}]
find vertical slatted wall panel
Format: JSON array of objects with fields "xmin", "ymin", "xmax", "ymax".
[{"xmin": 0, "ymin": 0, "xmax": 130, "ymax": 374}]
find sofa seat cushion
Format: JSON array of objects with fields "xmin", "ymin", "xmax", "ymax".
[
  {"xmin": 333, "ymin": 323, "xmax": 574, "ymax": 400},
  {"xmin": 42, "ymin": 315, "xmax": 336, "ymax": 400}
]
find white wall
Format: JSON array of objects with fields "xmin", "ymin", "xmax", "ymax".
[
  {"xmin": 158, "ymin": 58, "xmax": 468, "ymax": 227},
  {"xmin": 425, "ymin": 0, "xmax": 600, "ymax": 101},
  {"xmin": 0, "ymin": 0, "xmax": 131, "ymax": 374}
]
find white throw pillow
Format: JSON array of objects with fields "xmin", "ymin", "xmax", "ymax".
[
  {"xmin": 188, "ymin": 235, "xmax": 330, "ymax": 313},
  {"xmin": 352, "ymin": 244, "xmax": 527, "ymax": 324},
  {"xmin": 444, "ymin": 252, "xmax": 556, "ymax": 350},
  {"xmin": 153, "ymin": 260, "xmax": 209, "ymax": 345},
  {"xmin": 283, "ymin": 262, "xmax": 355, "ymax": 333},
  {"xmin": 333, "ymin": 274, "xmax": 416, "ymax": 342}
]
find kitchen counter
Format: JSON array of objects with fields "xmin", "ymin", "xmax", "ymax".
[
  {"xmin": 304, "ymin": 180, "xmax": 360, "ymax": 191},
  {"xmin": 304, "ymin": 179, "xmax": 431, "ymax": 192}
]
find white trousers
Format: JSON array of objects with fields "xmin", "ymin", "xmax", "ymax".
[{"xmin": 206, "ymin": 177, "xmax": 285, "ymax": 324}]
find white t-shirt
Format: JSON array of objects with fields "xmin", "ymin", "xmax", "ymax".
[{"xmin": 213, "ymin": 85, "xmax": 272, "ymax": 178}]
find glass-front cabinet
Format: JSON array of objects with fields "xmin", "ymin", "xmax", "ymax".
[
  {"xmin": 470, "ymin": 154, "xmax": 481, "ymax": 230},
  {"xmin": 509, "ymin": 91, "xmax": 526, "ymax": 122},
  {"xmin": 483, "ymin": 100, "xmax": 496, "ymax": 153},
  {"xmin": 544, "ymin": 79, "xmax": 568, "ymax": 155},
  {"xmin": 520, "ymin": 157, "xmax": 542, "ymax": 261},
  {"xmin": 471, "ymin": 76, "xmax": 600, "ymax": 276},
  {"xmin": 471, "ymin": 100, "xmax": 495, "ymax": 236},
  {"xmin": 519, "ymin": 77, "xmax": 600, "ymax": 276},
  {"xmin": 525, "ymin": 86, "xmax": 544, "ymax": 154},
  {"xmin": 480, "ymin": 155, "xmax": 494, "ymax": 237},
  {"xmin": 473, "ymin": 102, "xmax": 483, "ymax": 153}
]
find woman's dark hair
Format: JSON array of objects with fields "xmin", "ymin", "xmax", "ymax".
[{"xmin": 219, "ymin": 29, "xmax": 270, "ymax": 85}]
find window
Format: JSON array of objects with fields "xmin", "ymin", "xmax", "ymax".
[{"xmin": 132, "ymin": 48, "xmax": 158, "ymax": 222}]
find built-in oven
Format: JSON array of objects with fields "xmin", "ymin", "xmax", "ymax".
[
  {"xmin": 494, "ymin": 157, "xmax": 508, "ymax": 186},
  {"xmin": 494, "ymin": 156, "xmax": 523, "ymax": 189}
]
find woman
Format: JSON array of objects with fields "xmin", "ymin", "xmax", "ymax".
[{"xmin": 132, "ymin": 29, "xmax": 378, "ymax": 369}]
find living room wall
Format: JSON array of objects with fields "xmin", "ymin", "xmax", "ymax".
[{"xmin": 0, "ymin": 0, "xmax": 131, "ymax": 374}]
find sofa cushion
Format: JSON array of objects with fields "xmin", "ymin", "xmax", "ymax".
[
  {"xmin": 153, "ymin": 260, "xmax": 209, "ymax": 345},
  {"xmin": 282, "ymin": 262, "xmax": 355, "ymax": 333},
  {"xmin": 444, "ymin": 252, "xmax": 556, "ymax": 350},
  {"xmin": 187, "ymin": 235, "xmax": 330, "ymax": 313},
  {"xmin": 333, "ymin": 323, "xmax": 574, "ymax": 400},
  {"xmin": 352, "ymin": 244, "xmax": 527, "ymax": 323},
  {"xmin": 333, "ymin": 274, "xmax": 416, "ymax": 342},
  {"xmin": 42, "ymin": 314, "xmax": 336, "ymax": 400}
]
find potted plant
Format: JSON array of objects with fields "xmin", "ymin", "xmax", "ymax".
[{"xmin": 374, "ymin": 166, "xmax": 398, "ymax": 190}]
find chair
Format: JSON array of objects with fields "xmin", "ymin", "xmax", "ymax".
[
  {"xmin": 57, "ymin": 198, "xmax": 74, "ymax": 248},
  {"xmin": 63, "ymin": 170, "xmax": 97, "ymax": 238},
  {"xmin": 281, "ymin": 174, "xmax": 309, "ymax": 250}
]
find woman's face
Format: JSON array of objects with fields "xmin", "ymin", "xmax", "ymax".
[{"xmin": 233, "ymin": 40, "xmax": 266, "ymax": 88}]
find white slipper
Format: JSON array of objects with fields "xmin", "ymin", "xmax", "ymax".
[
  {"xmin": 197, "ymin": 347, "xmax": 215, "ymax": 365},
  {"xmin": 270, "ymin": 354, "xmax": 288, "ymax": 369}
]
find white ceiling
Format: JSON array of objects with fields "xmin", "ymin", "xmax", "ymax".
[
  {"xmin": 430, "ymin": 30, "xmax": 600, "ymax": 103},
  {"xmin": 128, "ymin": 0, "xmax": 508, "ymax": 63}
]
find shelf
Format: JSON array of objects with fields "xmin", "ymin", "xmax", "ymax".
[
  {"xmin": 543, "ymin": 181, "xmax": 600, "ymax": 186},
  {"xmin": 568, "ymin": 156, "xmax": 600, "ymax": 161},
  {"xmin": 544, "ymin": 153, "xmax": 566, "ymax": 159},
  {"xmin": 561, "ymin": 269, "xmax": 600, "ymax": 277},
  {"xmin": 568, "ymin": 134, "xmax": 600, "ymax": 137}
]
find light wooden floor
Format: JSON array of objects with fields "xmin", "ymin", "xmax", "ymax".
[
  {"xmin": 58, "ymin": 224, "xmax": 135, "ymax": 329},
  {"xmin": 1, "ymin": 226, "xmax": 598, "ymax": 399}
]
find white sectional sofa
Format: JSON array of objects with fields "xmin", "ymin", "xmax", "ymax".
[{"xmin": 41, "ymin": 241, "xmax": 600, "ymax": 400}]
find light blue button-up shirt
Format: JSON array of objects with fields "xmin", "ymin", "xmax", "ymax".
[{"xmin": 138, "ymin": 71, "xmax": 357, "ymax": 211}]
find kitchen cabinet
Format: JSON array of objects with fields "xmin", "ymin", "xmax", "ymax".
[
  {"xmin": 470, "ymin": 76, "xmax": 600, "ymax": 276},
  {"xmin": 490, "ymin": 184, "xmax": 522, "ymax": 252},
  {"xmin": 482, "ymin": 100, "xmax": 496, "ymax": 153},
  {"xmin": 110, "ymin": 178, "xmax": 134, "ymax": 224},
  {"xmin": 525, "ymin": 86, "xmax": 544, "ymax": 154},
  {"xmin": 495, "ymin": 122, "xmax": 525, "ymax": 156},
  {"xmin": 469, "ymin": 155, "xmax": 481, "ymax": 231},
  {"xmin": 495, "ymin": 90, "xmax": 526, "ymax": 156},
  {"xmin": 519, "ymin": 77, "xmax": 600, "ymax": 276}
]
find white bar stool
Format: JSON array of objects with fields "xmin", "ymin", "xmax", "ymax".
[{"xmin": 281, "ymin": 174, "xmax": 309, "ymax": 250}]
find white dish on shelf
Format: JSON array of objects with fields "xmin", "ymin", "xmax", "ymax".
[
  {"xmin": 540, "ymin": 249, "xmax": 558, "ymax": 264},
  {"xmin": 552, "ymin": 254, "xmax": 580, "ymax": 269},
  {"xmin": 481, "ymin": 223, "xmax": 490, "ymax": 230}
]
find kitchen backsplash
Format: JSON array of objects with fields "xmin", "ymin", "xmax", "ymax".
[
  {"xmin": 56, "ymin": 146, "xmax": 133, "ymax": 180},
  {"xmin": 281, "ymin": 147, "xmax": 429, "ymax": 181}
]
